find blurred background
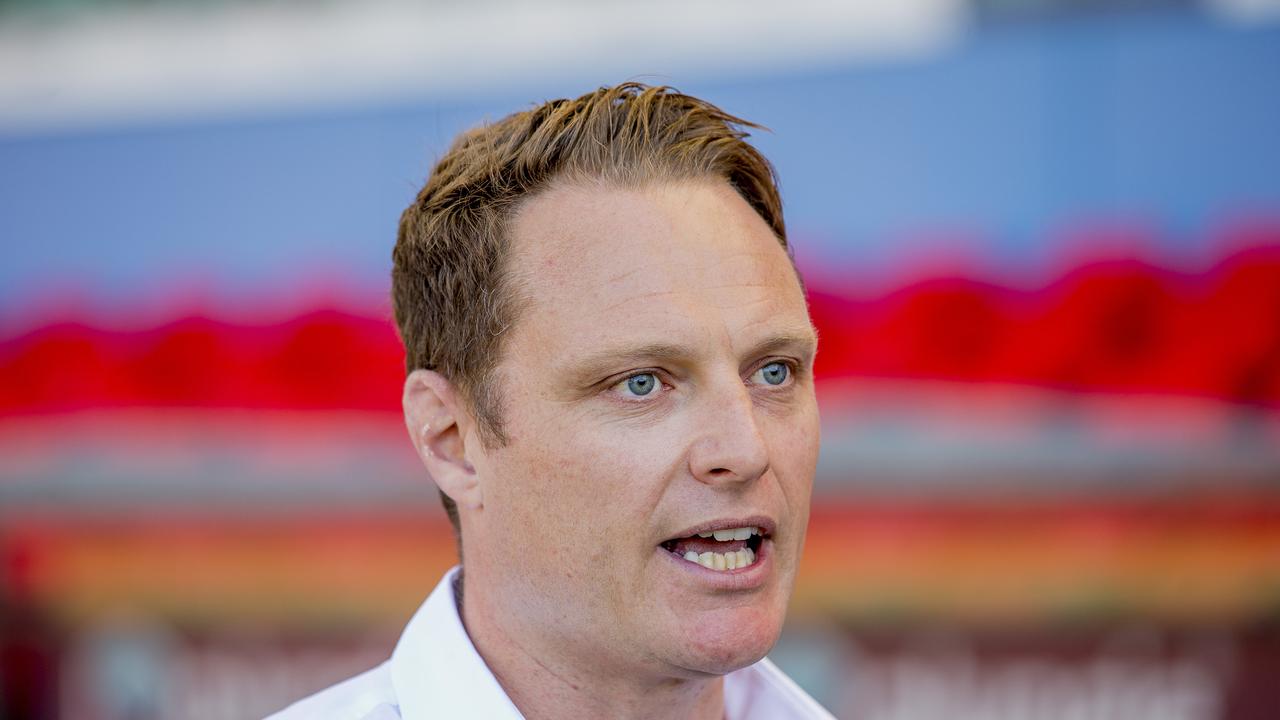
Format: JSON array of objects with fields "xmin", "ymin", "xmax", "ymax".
[{"xmin": 2, "ymin": 0, "xmax": 1279, "ymax": 718}]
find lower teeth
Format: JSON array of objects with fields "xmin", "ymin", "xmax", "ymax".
[{"xmin": 682, "ymin": 547, "xmax": 755, "ymax": 571}]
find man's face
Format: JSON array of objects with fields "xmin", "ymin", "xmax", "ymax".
[{"xmin": 464, "ymin": 179, "xmax": 820, "ymax": 679}]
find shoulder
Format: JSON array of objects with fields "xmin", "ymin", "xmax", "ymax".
[{"xmin": 264, "ymin": 661, "xmax": 400, "ymax": 720}]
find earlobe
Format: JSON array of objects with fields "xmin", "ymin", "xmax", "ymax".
[{"xmin": 403, "ymin": 369, "xmax": 481, "ymax": 510}]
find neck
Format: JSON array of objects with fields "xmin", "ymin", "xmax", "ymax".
[{"xmin": 457, "ymin": 568, "xmax": 725, "ymax": 720}]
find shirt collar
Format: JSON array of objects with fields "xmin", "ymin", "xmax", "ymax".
[
  {"xmin": 389, "ymin": 565, "xmax": 831, "ymax": 719},
  {"xmin": 390, "ymin": 565, "xmax": 524, "ymax": 719}
]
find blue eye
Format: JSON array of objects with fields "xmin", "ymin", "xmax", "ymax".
[
  {"xmin": 757, "ymin": 362, "xmax": 789, "ymax": 386},
  {"xmin": 624, "ymin": 373, "xmax": 658, "ymax": 396}
]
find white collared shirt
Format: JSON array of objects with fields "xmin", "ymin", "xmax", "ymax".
[{"xmin": 266, "ymin": 566, "xmax": 834, "ymax": 719}]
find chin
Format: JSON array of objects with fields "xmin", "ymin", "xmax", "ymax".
[{"xmin": 669, "ymin": 603, "xmax": 784, "ymax": 676}]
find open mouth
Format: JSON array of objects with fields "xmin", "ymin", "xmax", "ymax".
[{"xmin": 659, "ymin": 525, "xmax": 769, "ymax": 572}]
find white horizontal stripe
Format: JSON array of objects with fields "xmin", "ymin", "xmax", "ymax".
[{"xmin": 0, "ymin": 0, "xmax": 965, "ymax": 131}]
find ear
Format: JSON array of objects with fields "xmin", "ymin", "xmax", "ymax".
[{"xmin": 402, "ymin": 369, "xmax": 482, "ymax": 511}]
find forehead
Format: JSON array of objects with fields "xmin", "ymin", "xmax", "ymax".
[{"xmin": 504, "ymin": 179, "xmax": 809, "ymax": 357}]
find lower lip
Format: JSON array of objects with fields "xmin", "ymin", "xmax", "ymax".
[{"xmin": 657, "ymin": 539, "xmax": 773, "ymax": 591}]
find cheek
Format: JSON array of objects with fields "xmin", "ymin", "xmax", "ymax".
[
  {"xmin": 767, "ymin": 401, "xmax": 820, "ymax": 485},
  {"xmin": 486, "ymin": 406, "xmax": 676, "ymax": 562},
  {"xmin": 762, "ymin": 401, "xmax": 820, "ymax": 552},
  {"xmin": 481, "ymin": 412, "xmax": 686, "ymax": 629}
]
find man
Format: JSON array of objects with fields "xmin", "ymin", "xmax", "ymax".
[{"xmin": 269, "ymin": 82, "xmax": 831, "ymax": 719}]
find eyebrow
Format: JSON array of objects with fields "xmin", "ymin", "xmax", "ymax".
[
  {"xmin": 743, "ymin": 332, "xmax": 818, "ymax": 369},
  {"xmin": 563, "ymin": 328, "xmax": 818, "ymax": 389}
]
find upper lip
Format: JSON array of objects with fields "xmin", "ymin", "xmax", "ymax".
[{"xmin": 663, "ymin": 515, "xmax": 776, "ymax": 542}]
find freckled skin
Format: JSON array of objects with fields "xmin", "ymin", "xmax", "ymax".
[{"xmin": 458, "ymin": 180, "xmax": 821, "ymax": 719}]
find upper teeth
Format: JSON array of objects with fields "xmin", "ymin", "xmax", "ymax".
[{"xmin": 698, "ymin": 526, "xmax": 759, "ymax": 541}]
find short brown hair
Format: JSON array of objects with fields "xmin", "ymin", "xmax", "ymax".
[{"xmin": 391, "ymin": 82, "xmax": 787, "ymax": 538}]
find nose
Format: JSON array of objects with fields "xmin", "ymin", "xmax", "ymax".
[{"xmin": 687, "ymin": 381, "xmax": 771, "ymax": 486}]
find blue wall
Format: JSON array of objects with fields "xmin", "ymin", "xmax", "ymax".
[{"xmin": 2, "ymin": 10, "xmax": 1278, "ymax": 308}]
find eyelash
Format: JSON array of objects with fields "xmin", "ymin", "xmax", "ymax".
[
  {"xmin": 607, "ymin": 359, "xmax": 799, "ymax": 401},
  {"xmin": 609, "ymin": 370, "xmax": 669, "ymax": 401}
]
